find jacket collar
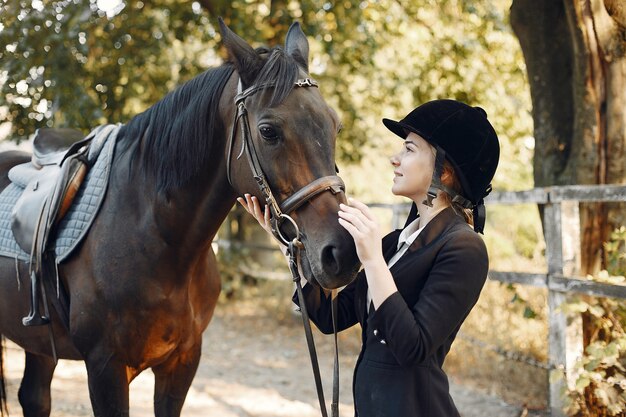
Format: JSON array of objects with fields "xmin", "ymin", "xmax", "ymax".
[
  {"xmin": 382, "ymin": 206, "xmax": 465, "ymax": 261},
  {"xmin": 407, "ymin": 206, "xmax": 462, "ymax": 252}
]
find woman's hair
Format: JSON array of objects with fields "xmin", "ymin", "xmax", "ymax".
[{"xmin": 440, "ymin": 161, "xmax": 474, "ymax": 226}]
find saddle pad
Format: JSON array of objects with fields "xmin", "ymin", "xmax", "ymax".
[
  {"xmin": 0, "ymin": 124, "xmax": 119, "ymax": 262},
  {"xmin": 0, "ymin": 184, "xmax": 29, "ymax": 261}
]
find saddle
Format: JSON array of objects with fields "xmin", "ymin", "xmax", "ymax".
[
  {"xmin": 10, "ymin": 129, "xmax": 95, "ymax": 253},
  {"xmin": 9, "ymin": 127, "xmax": 109, "ymax": 326},
  {"xmin": 32, "ymin": 127, "xmax": 86, "ymax": 167}
]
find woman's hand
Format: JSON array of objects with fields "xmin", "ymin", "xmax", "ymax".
[
  {"xmin": 338, "ymin": 198, "xmax": 384, "ymax": 266},
  {"xmin": 236, "ymin": 193, "xmax": 273, "ymax": 236},
  {"xmin": 339, "ymin": 197, "xmax": 397, "ymax": 309}
]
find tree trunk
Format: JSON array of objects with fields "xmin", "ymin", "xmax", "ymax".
[
  {"xmin": 511, "ymin": 0, "xmax": 626, "ymax": 274},
  {"xmin": 511, "ymin": 1, "xmax": 626, "ymax": 415}
]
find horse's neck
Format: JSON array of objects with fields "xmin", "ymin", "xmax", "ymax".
[
  {"xmin": 112, "ymin": 132, "xmax": 236, "ymax": 256},
  {"xmin": 154, "ymin": 172, "xmax": 236, "ymax": 251},
  {"xmin": 158, "ymin": 79, "xmax": 239, "ymax": 250},
  {"xmin": 112, "ymin": 73, "xmax": 239, "ymax": 256}
]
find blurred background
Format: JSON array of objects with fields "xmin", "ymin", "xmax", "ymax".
[{"xmin": 1, "ymin": 1, "xmax": 624, "ymax": 416}]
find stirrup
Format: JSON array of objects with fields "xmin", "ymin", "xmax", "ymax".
[{"xmin": 22, "ymin": 271, "xmax": 50, "ymax": 327}]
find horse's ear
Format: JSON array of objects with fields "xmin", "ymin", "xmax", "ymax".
[
  {"xmin": 285, "ymin": 22, "xmax": 309, "ymax": 72},
  {"xmin": 218, "ymin": 17, "xmax": 263, "ymax": 86}
]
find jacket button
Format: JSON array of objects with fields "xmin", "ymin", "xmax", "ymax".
[
  {"xmin": 380, "ymin": 339, "xmax": 387, "ymax": 345},
  {"xmin": 373, "ymin": 329, "xmax": 378, "ymax": 336}
]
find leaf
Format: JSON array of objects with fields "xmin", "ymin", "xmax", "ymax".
[
  {"xmin": 560, "ymin": 300, "xmax": 590, "ymax": 314},
  {"xmin": 584, "ymin": 358, "xmax": 601, "ymax": 371},
  {"xmin": 586, "ymin": 342, "xmax": 606, "ymax": 357},
  {"xmin": 575, "ymin": 375, "xmax": 591, "ymax": 391},
  {"xmin": 523, "ymin": 306, "xmax": 537, "ymax": 318},
  {"xmin": 588, "ymin": 304, "xmax": 607, "ymax": 318}
]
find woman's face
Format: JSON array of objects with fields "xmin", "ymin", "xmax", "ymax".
[{"xmin": 390, "ymin": 132, "xmax": 436, "ymax": 200}]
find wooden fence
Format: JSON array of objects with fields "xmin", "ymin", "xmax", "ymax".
[
  {"xmin": 484, "ymin": 184, "xmax": 626, "ymax": 417},
  {"xmin": 218, "ymin": 184, "xmax": 626, "ymax": 417}
]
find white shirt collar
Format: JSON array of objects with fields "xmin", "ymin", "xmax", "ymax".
[
  {"xmin": 397, "ymin": 206, "xmax": 448, "ymax": 250},
  {"xmin": 397, "ymin": 217, "xmax": 422, "ymax": 250}
]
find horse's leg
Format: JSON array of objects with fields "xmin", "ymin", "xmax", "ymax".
[
  {"xmin": 152, "ymin": 342, "xmax": 202, "ymax": 417},
  {"xmin": 85, "ymin": 356, "xmax": 130, "ymax": 417},
  {"xmin": 17, "ymin": 352, "xmax": 56, "ymax": 417}
]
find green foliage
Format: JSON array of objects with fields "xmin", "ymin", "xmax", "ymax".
[
  {"xmin": 0, "ymin": 0, "xmax": 533, "ymax": 187},
  {"xmin": 560, "ymin": 228, "xmax": 626, "ymax": 416},
  {"xmin": 216, "ymin": 244, "xmax": 258, "ymax": 301},
  {"xmin": 0, "ymin": 0, "xmax": 213, "ymax": 139},
  {"xmin": 208, "ymin": 0, "xmax": 394, "ymax": 163},
  {"xmin": 365, "ymin": 0, "xmax": 533, "ymax": 190},
  {"xmin": 483, "ymin": 203, "xmax": 545, "ymax": 273},
  {"xmin": 509, "ymin": 286, "xmax": 539, "ymax": 319},
  {"xmin": 606, "ymin": 227, "xmax": 626, "ymax": 277}
]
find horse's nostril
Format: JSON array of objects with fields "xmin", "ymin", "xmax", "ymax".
[{"xmin": 321, "ymin": 245, "xmax": 341, "ymax": 275}]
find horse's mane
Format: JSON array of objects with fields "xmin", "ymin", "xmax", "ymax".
[{"xmin": 119, "ymin": 46, "xmax": 301, "ymax": 192}]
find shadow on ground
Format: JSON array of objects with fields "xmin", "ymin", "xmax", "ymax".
[{"xmin": 3, "ymin": 296, "xmax": 547, "ymax": 417}]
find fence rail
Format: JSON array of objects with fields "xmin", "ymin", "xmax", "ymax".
[
  {"xmin": 484, "ymin": 183, "xmax": 626, "ymax": 204},
  {"xmin": 488, "ymin": 271, "xmax": 626, "ymax": 299},
  {"xmin": 218, "ymin": 184, "xmax": 626, "ymax": 417}
]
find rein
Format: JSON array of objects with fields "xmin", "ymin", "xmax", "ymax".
[
  {"xmin": 227, "ymin": 76, "xmax": 342, "ymax": 417},
  {"xmin": 289, "ymin": 240, "xmax": 339, "ymax": 417}
]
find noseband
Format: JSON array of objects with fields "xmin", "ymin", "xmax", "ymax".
[{"xmin": 227, "ymin": 76, "xmax": 345, "ymax": 245}]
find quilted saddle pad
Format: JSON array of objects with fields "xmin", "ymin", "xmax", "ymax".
[{"xmin": 0, "ymin": 125, "xmax": 119, "ymax": 262}]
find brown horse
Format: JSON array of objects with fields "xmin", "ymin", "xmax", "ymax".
[{"xmin": 0, "ymin": 20, "xmax": 359, "ymax": 417}]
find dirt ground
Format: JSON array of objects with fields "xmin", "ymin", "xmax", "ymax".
[{"xmin": 2, "ymin": 296, "xmax": 547, "ymax": 417}]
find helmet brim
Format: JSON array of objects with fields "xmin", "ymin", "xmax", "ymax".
[{"xmin": 382, "ymin": 118, "xmax": 431, "ymax": 142}]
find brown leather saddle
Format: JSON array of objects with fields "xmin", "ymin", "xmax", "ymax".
[
  {"xmin": 11, "ymin": 128, "xmax": 91, "ymax": 254},
  {"xmin": 10, "ymin": 127, "xmax": 94, "ymax": 326}
]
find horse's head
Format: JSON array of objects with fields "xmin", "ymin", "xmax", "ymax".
[{"xmin": 219, "ymin": 19, "xmax": 360, "ymax": 289}]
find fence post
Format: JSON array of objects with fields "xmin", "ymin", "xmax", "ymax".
[
  {"xmin": 560, "ymin": 201, "xmax": 583, "ymax": 395},
  {"xmin": 544, "ymin": 200, "xmax": 566, "ymax": 417},
  {"xmin": 544, "ymin": 199, "xmax": 583, "ymax": 417}
]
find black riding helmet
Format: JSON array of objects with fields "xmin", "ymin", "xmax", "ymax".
[{"xmin": 382, "ymin": 99, "xmax": 500, "ymax": 233}]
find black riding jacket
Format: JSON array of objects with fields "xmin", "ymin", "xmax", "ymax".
[{"xmin": 294, "ymin": 207, "xmax": 489, "ymax": 417}]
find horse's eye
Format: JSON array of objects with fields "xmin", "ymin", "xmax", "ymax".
[{"xmin": 259, "ymin": 124, "xmax": 280, "ymax": 141}]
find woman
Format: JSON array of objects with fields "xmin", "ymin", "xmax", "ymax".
[{"xmin": 238, "ymin": 99, "xmax": 499, "ymax": 417}]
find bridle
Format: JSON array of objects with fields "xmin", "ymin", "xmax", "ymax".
[
  {"xmin": 226, "ymin": 76, "xmax": 345, "ymax": 246},
  {"xmin": 226, "ymin": 76, "xmax": 342, "ymax": 417}
]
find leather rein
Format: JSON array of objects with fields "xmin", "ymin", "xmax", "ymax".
[{"xmin": 226, "ymin": 76, "xmax": 342, "ymax": 417}]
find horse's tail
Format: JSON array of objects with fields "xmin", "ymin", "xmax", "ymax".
[{"xmin": 0, "ymin": 334, "xmax": 7, "ymax": 416}]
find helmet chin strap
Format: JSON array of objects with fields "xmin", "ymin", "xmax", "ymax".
[
  {"xmin": 424, "ymin": 145, "xmax": 489, "ymax": 234},
  {"xmin": 423, "ymin": 146, "xmax": 473, "ymax": 210},
  {"xmin": 421, "ymin": 146, "xmax": 445, "ymax": 208}
]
